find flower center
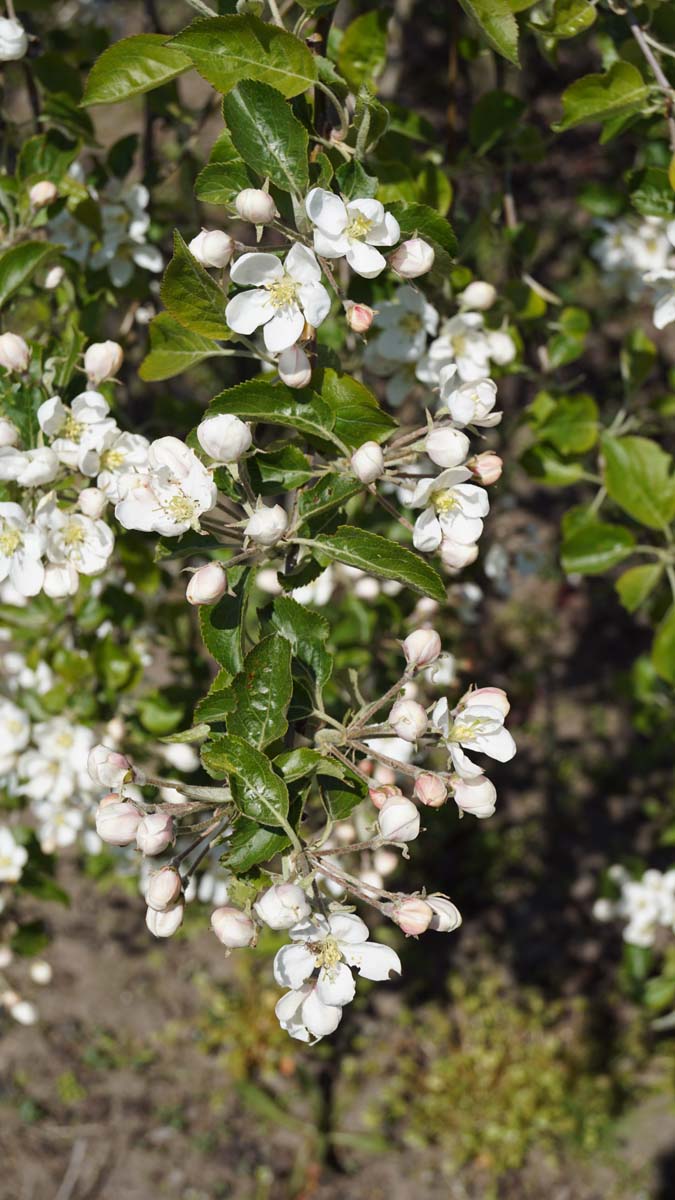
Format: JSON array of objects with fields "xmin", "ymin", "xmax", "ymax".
[
  {"xmin": 433, "ymin": 489, "xmax": 457, "ymax": 514},
  {"xmin": 0, "ymin": 527, "xmax": 22, "ymax": 556},
  {"xmin": 266, "ymin": 274, "xmax": 300, "ymax": 310},
  {"xmin": 400, "ymin": 313, "xmax": 422, "ymax": 336},
  {"xmin": 63, "ymin": 522, "xmax": 85, "ymax": 547},
  {"xmin": 164, "ymin": 494, "xmax": 198, "ymax": 525},
  {"xmin": 451, "ymin": 333, "xmax": 468, "ymax": 355},
  {"xmin": 309, "ymin": 935, "xmax": 343, "ymax": 972},
  {"xmin": 62, "ymin": 414, "xmax": 85, "ymax": 441},
  {"xmin": 346, "ymin": 213, "xmax": 373, "ymax": 241},
  {"xmin": 101, "ymin": 448, "xmax": 125, "ymax": 470}
]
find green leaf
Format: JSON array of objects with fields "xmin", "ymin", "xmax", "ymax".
[
  {"xmin": 520, "ymin": 444, "xmax": 585, "ymax": 486},
  {"xmin": 199, "ymin": 572, "xmax": 249, "ymax": 675},
  {"xmin": 298, "ymin": 474, "xmax": 362, "ymax": 526},
  {"xmin": 83, "ymin": 34, "xmax": 191, "ymax": 106},
  {"xmin": 225, "ymin": 634, "xmax": 293, "ymax": 749},
  {"xmin": 319, "ymin": 772, "xmax": 366, "ymax": 821},
  {"xmin": 274, "ymin": 747, "xmax": 325, "ymax": 782},
  {"xmin": 11, "ymin": 920, "xmax": 50, "ymax": 958},
  {"xmin": 602, "ymin": 435, "xmax": 675, "ymax": 531},
  {"xmin": 195, "ymin": 161, "xmax": 251, "ymax": 206},
  {"xmin": 554, "ymin": 62, "xmax": 649, "ymax": 132},
  {"xmin": 223, "ymin": 818, "xmax": 290, "ymax": 872},
  {"xmin": 620, "ymin": 328, "xmax": 656, "ymax": 390},
  {"xmin": 615, "ymin": 564, "xmax": 663, "ymax": 614},
  {"xmin": 312, "ymin": 526, "xmax": 446, "ymax": 601},
  {"xmin": 17, "ymin": 131, "xmax": 78, "ymax": 182},
  {"xmin": 171, "ymin": 15, "xmax": 317, "ymax": 99},
  {"xmin": 271, "ymin": 595, "xmax": 333, "ymax": 691},
  {"xmin": 222, "ymin": 80, "xmax": 309, "ymax": 195},
  {"xmin": 337, "ymin": 11, "xmax": 388, "ymax": 92},
  {"xmin": 201, "ymin": 733, "xmax": 290, "ymax": 826},
  {"xmin": 529, "ymin": 0, "xmax": 596, "ymax": 40},
  {"xmin": 653, "ymin": 605, "xmax": 675, "ymax": 685},
  {"xmin": 209, "ymin": 378, "xmax": 337, "ymax": 444},
  {"xmin": 561, "ymin": 520, "xmax": 636, "ymax": 575},
  {"xmin": 458, "ymin": 0, "xmax": 519, "ymax": 65},
  {"xmin": 318, "ymin": 370, "xmax": 396, "ymax": 449},
  {"xmin": 161, "ymin": 231, "xmax": 231, "ymax": 339},
  {"xmin": 629, "ymin": 167, "xmax": 675, "ymax": 219},
  {"xmin": 336, "ymin": 159, "xmax": 378, "ymax": 201},
  {"xmin": 0, "ymin": 242, "xmax": 58, "ymax": 309},
  {"xmin": 533, "ymin": 392, "xmax": 598, "ymax": 455},
  {"xmin": 468, "ymin": 90, "xmax": 525, "ymax": 154},
  {"xmin": 140, "ymin": 313, "xmax": 225, "ymax": 381}
]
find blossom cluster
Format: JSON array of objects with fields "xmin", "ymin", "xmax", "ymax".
[
  {"xmin": 592, "ymin": 215, "xmax": 675, "ymax": 330},
  {"xmin": 593, "ymin": 865, "xmax": 675, "ymax": 949}
]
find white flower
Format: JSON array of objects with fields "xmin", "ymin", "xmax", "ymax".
[
  {"xmin": 440, "ymin": 369, "xmax": 502, "ymax": 429},
  {"xmin": 0, "ymin": 503, "xmax": 44, "ymax": 597},
  {"xmin": 0, "ymin": 447, "xmax": 59, "ymax": 487},
  {"xmin": 115, "ymin": 436, "xmax": 217, "ymax": 536},
  {"xmin": 419, "ymin": 313, "xmax": 492, "ymax": 384},
  {"xmin": 30, "ymin": 180, "xmax": 58, "ymax": 208},
  {"xmin": 255, "ymin": 883, "xmax": 310, "ymax": 930},
  {"xmin": 96, "ymin": 430, "xmax": 150, "ymax": 501},
  {"xmin": 433, "ymin": 689, "xmax": 516, "ymax": 779},
  {"xmin": 351, "ymin": 441, "xmax": 385, "ymax": 484},
  {"xmin": 0, "ymin": 17, "xmax": 28, "ymax": 62},
  {"xmin": 44, "ymin": 510, "xmax": 114, "ymax": 577},
  {"xmin": 366, "ymin": 285, "xmax": 438, "ymax": 364},
  {"xmin": 38, "ymin": 391, "xmax": 117, "ymax": 475},
  {"xmin": 278, "ymin": 345, "xmax": 312, "ymax": 389},
  {"xmin": 274, "ymin": 911, "xmax": 401, "ymax": 1033},
  {"xmin": 644, "ymin": 267, "xmax": 675, "ymax": 330},
  {"xmin": 226, "ymin": 244, "xmax": 330, "ymax": 352},
  {"xmin": 453, "ymin": 774, "xmax": 497, "ymax": 818},
  {"xmin": 0, "ymin": 331, "xmax": 29, "ymax": 372},
  {"xmin": 88, "ymin": 183, "xmax": 163, "ymax": 287},
  {"xmin": 458, "ymin": 281, "xmax": 497, "ymax": 310},
  {"xmin": 0, "ymin": 827, "xmax": 28, "ymax": 883},
  {"xmin": 84, "ymin": 341, "xmax": 123, "ymax": 386},
  {"xmin": 409, "ymin": 467, "xmax": 489, "ymax": 553},
  {"xmin": 275, "ymin": 983, "xmax": 343, "ymax": 1043},
  {"xmin": 0, "ymin": 698, "xmax": 30, "ymax": 774},
  {"xmin": 305, "ymin": 188, "xmax": 400, "ymax": 279}
]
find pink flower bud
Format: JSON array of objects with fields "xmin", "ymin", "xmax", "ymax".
[
  {"xmin": 211, "ymin": 905, "xmax": 256, "ymax": 948},
  {"xmin": 378, "ymin": 795, "xmax": 420, "ymax": 842},
  {"xmin": 0, "ymin": 332, "xmax": 29, "ymax": 373},
  {"xmin": 351, "ymin": 441, "xmax": 385, "ymax": 484},
  {"xmin": 452, "ymin": 775, "xmax": 497, "ymax": 819},
  {"xmin": 457, "ymin": 281, "xmax": 497, "ymax": 310},
  {"xmin": 440, "ymin": 539, "xmax": 479, "ymax": 571},
  {"xmin": 345, "ymin": 303, "xmax": 375, "ymax": 333},
  {"xmin": 460, "ymin": 686, "xmax": 510, "ymax": 717},
  {"xmin": 136, "ymin": 812, "xmax": 174, "ymax": 856},
  {"xmin": 95, "ymin": 799, "xmax": 141, "ymax": 846},
  {"xmin": 414, "ymin": 773, "xmax": 447, "ymax": 808},
  {"xmin": 235, "ymin": 188, "xmax": 278, "ymax": 224},
  {"xmin": 469, "ymin": 451, "xmax": 503, "ymax": 485},
  {"xmin": 278, "ymin": 345, "xmax": 312, "ymax": 389},
  {"xmin": 84, "ymin": 340, "xmax": 123, "ymax": 385},
  {"xmin": 390, "ymin": 238, "xmax": 435, "ymax": 279},
  {"xmin": 369, "ymin": 784, "xmax": 403, "ymax": 810},
  {"xmin": 146, "ymin": 866, "xmax": 183, "ymax": 911},
  {"xmin": 425, "ymin": 427, "xmax": 470, "ymax": 469},
  {"xmin": 186, "ymin": 562, "xmax": 227, "ymax": 606},
  {"xmin": 393, "ymin": 897, "xmax": 433, "ymax": 936},
  {"xmin": 29, "ymin": 180, "xmax": 58, "ymax": 208},
  {"xmin": 188, "ymin": 228, "xmax": 234, "ymax": 269},
  {"xmin": 78, "ymin": 487, "xmax": 107, "ymax": 519},
  {"xmin": 402, "ymin": 628, "xmax": 441, "ymax": 669},
  {"xmin": 88, "ymin": 744, "xmax": 133, "ymax": 789},
  {"xmin": 427, "ymin": 895, "xmax": 462, "ymax": 932},
  {"xmin": 254, "ymin": 883, "xmax": 310, "ymax": 930},
  {"xmin": 388, "ymin": 698, "xmax": 428, "ymax": 742},
  {"xmin": 245, "ymin": 504, "xmax": 288, "ymax": 547},
  {"xmin": 146, "ymin": 901, "xmax": 184, "ymax": 938}
]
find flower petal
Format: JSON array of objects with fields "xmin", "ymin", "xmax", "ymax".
[
  {"xmin": 343, "ymin": 940, "xmax": 401, "ymax": 981},
  {"xmin": 273, "ymin": 942, "xmax": 315, "ymax": 989},
  {"xmin": 346, "ymin": 240, "xmax": 387, "ymax": 279},
  {"xmin": 316, "ymin": 962, "xmax": 355, "ymax": 1007},
  {"xmin": 306, "ymin": 188, "xmax": 347, "ymax": 235},
  {"xmin": 285, "ymin": 242, "xmax": 321, "ymax": 284},
  {"xmin": 328, "ymin": 912, "xmax": 369, "ymax": 944},
  {"xmin": 347, "ymin": 198, "xmax": 384, "ymax": 226},
  {"xmin": 367, "ymin": 211, "xmax": 400, "ymax": 247},
  {"xmin": 226, "ymin": 289, "xmax": 273, "ymax": 335},
  {"xmin": 263, "ymin": 307, "xmax": 305, "ymax": 352},
  {"xmin": 230, "ymin": 252, "xmax": 283, "ymax": 286},
  {"xmin": 298, "ymin": 281, "xmax": 331, "ymax": 328},
  {"xmin": 301, "ymin": 988, "xmax": 343, "ymax": 1039},
  {"xmin": 413, "ymin": 508, "xmax": 442, "ymax": 552},
  {"xmin": 313, "ymin": 228, "xmax": 349, "ymax": 259}
]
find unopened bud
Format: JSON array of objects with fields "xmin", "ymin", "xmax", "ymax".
[
  {"xmin": 393, "ymin": 897, "xmax": 433, "ymax": 936},
  {"xmin": 414, "ymin": 773, "xmax": 447, "ymax": 808},
  {"xmin": 388, "ymin": 698, "xmax": 428, "ymax": 742},
  {"xmin": 197, "ymin": 412, "xmax": 252, "ymax": 463},
  {"xmin": 95, "ymin": 799, "xmax": 141, "ymax": 846},
  {"xmin": 236, "ymin": 0, "xmax": 264, "ymax": 13},
  {"xmin": 487, "ymin": 329, "xmax": 516, "ymax": 365},
  {"xmin": 390, "ymin": 238, "xmax": 434, "ymax": 279},
  {"xmin": 402, "ymin": 628, "xmax": 441, "ymax": 669},
  {"xmin": 425, "ymin": 427, "xmax": 470, "ymax": 469},
  {"xmin": 84, "ymin": 340, "xmax": 123, "ymax": 385},
  {"xmin": 88, "ymin": 744, "xmax": 133, "ymax": 789},
  {"xmin": 0, "ymin": 17, "xmax": 28, "ymax": 63},
  {"xmin": 459, "ymin": 686, "xmax": 510, "ymax": 717},
  {"xmin": 43, "ymin": 562, "xmax": 78, "ymax": 598},
  {"xmin": 211, "ymin": 905, "xmax": 256, "ymax": 947},
  {"xmin": 186, "ymin": 561, "xmax": 227, "ymax": 606},
  {"xmin": 235, "ymin": 188, "xmax": 278, "ymax": 225},
  {"xmin": 469, "ymin": 451, "xmax": 503, "ymax": 486},
  {"xmin": 29, "ymin": 180, "xmax": 58, "ymax": 208},
  {"xmin": 369, "ymin": 784, "xmax": 403, "ymax": 810},
  {"xmin": 453, "ymin": 775, "xmax": 497, "ymax": 818},
  {"xmin": 136, "ymin": 811, "xmax": 175, "ymax": 856},
  {"xmin": 43, "ymin": 265, "xmax": 65, "ymax": 290},
  {"xmin": 427, "ymin": 895, "xmax": 462, "ymax": 932},
  {"xmin": 146, "ymin": 901, "xmax": 184, "ymax": 938},
  {"xmin": 440, "ymin": 538, "xmax": 479, "ymax": 571},
  {"xmin": 0, "ymin": 417, "xmax": 19, "ymax": 447},
  {"xmin": 78, "ymin": 487, "xmax": 107, "ymax": 519},
  {"xmin": 351, "ymin": 441, "xmax": 385, "ymax": 484},
  {"xmin": 0, "ymin": 332, "xmax": 29, "ymax": 373},
  {"xmin": 189, "ymin": 228, "xmax": 235, "ymax": 269},
  {"xmin": 278, "ymin": 345, "xmax": 312, "ymax": 389},
  {"xmin": 146, "ymin": 866, "xmax": 183, "ymax": 911},
  {"xmin": 458, "ymin": 281, "xmax": 497, "ymax": 310},
  {"xmin": 346, "ymin": 302, "xmax": 375, "ymax": 334},
  {"xmin": 245, "ymin": 504, "xmax": 288, "ymax": 547},
  {"xmin": 254, "ymin": 883, "xmax": 310, "ymax": 930},
  {"xmin": 378, "ymin": 796, "xmax": 420, "ymax": 842}
]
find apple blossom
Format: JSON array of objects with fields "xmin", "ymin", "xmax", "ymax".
[
  {"xmin": 78, "ymin": 487, "xmax": 108, "ymax": 519},
  {"xmin": 369, "ymin": 784, "xmax": 403, "ymax": 810},
  {"xmin": 188, "ymin": 228, "xmax": 234, "ymax": 268},
  {"xmin": 433, "ymin": 690, "xmax": 515, "ymax": 779},
  {"xmin": 0, "ymin": 332, "xmax": 29, "ymax": 373},
  {"xmin": 146, "ymin": 867, "xmax": 183, "ymax": 912},
  {"xmin": 305, "ymin": 188, "xmax": 400, "ymax": 279},
  {"xmin": 226, "ymin": 244, "xmax": 330, "ymax": 352},
  {"xmin": 211, "ymin": 906, "xmax": 256, "ymax": 948},
  {"xmin": 377, "ymin": 795, "xmax": 421, "ymax": 842},
  {"xmin": 88, "ymin": 744, "xmax": 133, "ymax": 789},
  {"xmin": 427, "ymin": 895, "xmax": 462, "ymax": 932},
  {"xmin": 44, "ymin": 510, "xmax": 114, "ymax": 578},
  {"xmin": 0, "ymin": 827, "xmax": 28, "ymax": 883},
  {"xmin": 235, "ymin": 188, "xmax": 278, "ymax": 224},
  {"xmin": 351, "ymin": 441, "xmax": 385, "ymax": 484},
  {"xmin": 486, "ymin": 329, "xmax": 516, "ymax": 365},
  {"xmin": 37, "ymin": 392, "xmax": 117, "ymax": 475},
  {"xmin": 393, "ymin": 897, "xmax": 433, "ymax": 936},
  {"xmin": 275, "ymin": 982, "xmax": 343, "ymax": 1043},
  {"xmin": 470, "ymin": 451, "xmax": 503, "ymax": 485},
  {"xmin": 30, "ymin": 961, "xmax": 53, "ymax": 985},
  {"xmin": 146, "ymin": 901, "xmax": 184, "ymax": 938},
  {"xmin": 425, "ymin": 426, "xmax": 471, "ymax": 469},
  {"xmin": 403, "ymin": 628, "xmax": 442, "ymax": 669},
  {"xmin": 115, "ymin": 437, "xmax": 217, "ymax": 536},
  {"xmin": 43, "ymin": 264, "xmax": 65, "ymax": 290},
  {"xmin": 278, "ymin": 345, "xmax": 312, "ymax": 389},
  {"xmin": 440, "ymin": 539, "xmax": 479, "ymax": 571},
  {"xmin": 440, "ymin": 368, "xmax": 502, "ymax": 428},
  {"xmin": 0, "ymin": 503, "xmax": 45, "ymax": 597},
  {"xmin": 458, "ymin": 281, "xmax": 497, "ymax": 310},
  {"xmin": 29, "ymin": 180, "xmax": 58, "ymax": 208},
  {"xmin": 42, "ymin": 563, "xmax": 79, "ymax": 598},
  {"xmin": 84, "ymin": 341, "xmax": 124, "ymax": 385},
  {"xmin": 274, "ymin": 912, "xmax": 401, "ymax": 1011},
  {"xmin": 414, "ymin": 773, "xmax": 447, "ymax": 807},
  {"xmin": 136, "ymin": 812, "xmax": 175, "ymax": 856},
  {"xmin": 186, "ymin": 562, "xmax": 227, "ymax": 606},
  {"xmin": 453, "ymin": 774, "xmax": 497, "ymax": 818},
  {"xmin": 345, "ymin": 302, "xmax": 375, "ymax": 333},
  {"xmin": 197, "ymin": 413, "xmax": 252, "ymax": 463},
  {"xmin": 390, "ymin": 238, "xmax": 435, "ymax": 278},
  {"xmin": 254, "ymin": 883, "xmax": 311, "ymax": 930},
  {"xmin": 95, "ymin": 799, "xmax": 141, "ymax": 846},
  {"xmin": 0, "ymin": 418, "xmax": 18, "ymax": 448},
  {"xmin": 388, "ymin": 698, "xmax": 428, "ymax": 742},
  {"xmin": 0, "ymin": 447, "xmax": 59, "ymax": 487},
  {"xmin": 244, "ymin": 504, "xmax": 288, "ymax": 547},
  {"xmin": 0, "ymin": 18, "xmax": 28, "ymax": 61},
  {"xmin": 10, "ymin": 999, "xmax": 38, "ymax": 1025},
  {"xmin": 410, "ymin": 468, "xmax": 489, "ymax": 554}
]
